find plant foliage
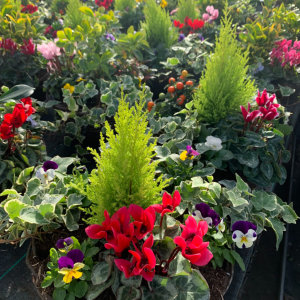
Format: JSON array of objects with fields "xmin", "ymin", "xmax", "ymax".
[
  {"xmin": 84, "ymin": 88, "xmax": 169, "ymax": 223},
  {"xmin": 193, "ymin": 6, "xmax": 256, "ymax": 124},
  {"xmin": 176, "ymin": 0, "xmax": 198, "ymax": 23}
]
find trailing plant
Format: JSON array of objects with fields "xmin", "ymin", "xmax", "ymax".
[
  {"xmin": 194, "ymin": 6, "xmax": 256, "ymax": 124},
  {"xmin": 83, "ymin": 88, "xmax": 169, "ymax": 224},
  {"xmin": 141, "ymin": 0, "xmax": 178, "ymax": 48},
  {"xmin": 41, "ymin": 237, "xmax": 99, "ymax": 299},
  {"xmin": 176, "ymin": 0, "xmax": 198, "ymax": 23},
  {"xmin": 0, "ymin": 157, "xmax": 92, "ymax": 246}
]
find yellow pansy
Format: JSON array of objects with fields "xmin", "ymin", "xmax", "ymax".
[
  {"xmin": 160, "ymin": 0, "xmax": 168, "ymax": 8},
  {"xmin": 180, "ymin": 151, "xmax": 193, "ymax": 161},
  {"xmin": 77, "ymin": 78, "xmax": 87, "ymax": 82},
  {"xmin": 63, "ymin": 83, "xmax": 74, "ymax": 94},
  {"xmin": 58, "ymin": 263, "xmax": 85, "ymax": 283}
]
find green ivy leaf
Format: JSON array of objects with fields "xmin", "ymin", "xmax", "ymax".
[
  {"xmin": 266, "ymin": 217, "xmax": 285, "ymax": 250},
  {"xmin": 235, "ymin": 174, "xmax": 249, "ymax": 193},
  {"xmin": 168, "ymin": 253, "xmax": 192, "ymax": 277},
  {"xmin": 251, "ymin": 190, "xmax": 277, "ymax": 211}
]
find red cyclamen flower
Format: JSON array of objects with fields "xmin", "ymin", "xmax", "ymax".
[
  {"xmin": 129, "ymin": 204, "xmax": 156, "ymax": 240},
  {"xmin": 12, "ymin": 104, "xmax": 27, "ymax": 128},
  {"xmin": 256, "ymin": 89, "xmax": 276, "ymax": 107},
  {"xmin": 0, "ymin": 39, "xmax": 17, "ymax": 56},
  {"xmin": 0, "ymin": 114, "xmax": 14, "ymax": 140},
  {"xmin": 21, "ymin": 4, "xmax": 38, "ymax": 14},
  {"xmin": 259, "ymin": 106, "xmax": 279, "ymax": 121},
  {"xmin": 180, "ymin": 216, "xmax": 208, "ymax": 243},
  {"xmin": 188, "ymin": 19, "xmax": 205, "ymax": 31},
  {"xmin": 240, "ymin": 103, "xmax": 261, "ymax": 123},
  {"xmin": 152, "ymin": 190, "xmax": 181, "ymax": 218},
  {"xmin": 20, "ymin": 39, "xmax": 35, "ymax": 55},
  {"xmin": 174, "ymin": 20, "xmax": 184, "ymax": 28},
  {"xmin": 21, "ymin": 97, "xmax": 36, "ymax": 116},
  {"xmin": 114, "ymin": 234, "xmax": 156, "ymax": 281}
]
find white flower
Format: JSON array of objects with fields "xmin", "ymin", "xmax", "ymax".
[
  {"xmin": 232, "ymin": 229, "xmax": 257, "ymax": 249},
  {"xmin": 205, "ymin": 136, "xmax": 222, "ymax": 151},
  {"xmin": 216, "ymin": 218, "xmax": 225, "ymax": 232},
  {"xmin": 36, "ymin": 168, "xmax": 55, "ymax": 184},
  {"xmin": 192, "ymin": 211, "xmax": 213, "ymax": 228}
]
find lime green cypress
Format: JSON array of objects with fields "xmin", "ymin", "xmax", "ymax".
[
  {"xmin": 193, "ymin": 5, "xmax": 256, "ymax": 124},
  {"xmin": 84, "ymin": 88, "xmax": 169, "ymax": 224}
]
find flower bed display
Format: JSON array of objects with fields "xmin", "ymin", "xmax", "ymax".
[{"xmin": 0, "ymin": 0, "xmax": 299, "ymax": 299}]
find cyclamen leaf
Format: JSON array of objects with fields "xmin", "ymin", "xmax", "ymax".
[
  {"xmin": 117, "ymin": 286, "xmax": 141, "ymax": 300},
  {"xmin": 121, "ymin": 273, "xmax": 142, "ymax": 288},
  {"xmin": 91, "ymin": 261, "xmax": 111, "ymax": 285}
]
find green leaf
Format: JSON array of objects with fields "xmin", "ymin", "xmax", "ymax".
[
  {"xmin": 54, "ymin": 274, "xmax": 65, "ymax": 288},
  {"xmin": 281, "ymin": 150, "xmax": 291, "ymax": 163},
  {"xmin": 85, "ymin": 273, "xmax": 114, "ymax": 300},
  {"xmin": 50, "ymin": 248, "xmax": 58, "ymax": 263},
  {"xmin": 231, "ymin": 250, "xmax": 245, "ymax": 271},
  {"xmin": 191, "ymin": 177, "xmax": 203, "ymax": 188},
  {"xmin": 281, "ymin": 205, "xmax": 299, "ymax": 224},
  {"xmin": 226, "ymin": 189, "xmax": 248, "ymax": 207},
  {"xmin": 278, "ymin": 84, "xmax": 295, "ymax": 97},
  {"xmin": 168, "ymin": 253, "xmax": 192, "ymax": 277},
  {"xmin": 251, "ymin": 190, "xmax": 277, "ymax": 211},
  {"xmin": 85, "ymin": 247, "xmax": 100, "ymax": 257},
  {"xmin": 41, "ymin": 276, "xmax": 53, "ymax": 288},
  {"xmin": 266, "ymin": 217, "xmax": 285, "ymax": 250},
  {"xmin": 167, "ymin": 57, "xmax": 180, "ymax": 66},
  {"xmin": 91, "ymin": 261, "xmax": 111, "ymax": 285},
  {"xmin": 155, "ymin": 146, "xmax": 171, "ymax": 159},
  {"xmin": 141, "ymin": 275, "xmax": 178, "ymax": 300},
  {"xmin": 51, "ymin": 156, "xmax": 75, "ymax": 173},
  {"xmin": 121, "ymin": 273, "xmax": 142, "ymax": 288},
  {"xmin": 244, "ymin": 131, "xmax": 266, "ymax": 147},
  {"xmin": 0, "ymin": 189, "xmax": 18, "ymax": 197},
  {"xmin": 132, "ymin": 49, "xmax": 143, "ymax": 61},
  {"xmin": 171, "ymin": 270, "xmax": 210, "ymax": 300},
  {"xmin": 62, "ymin": 209, "xmax": 79, "ymax": 231},
  {"xmin": 74, "ymin": 281, "xmax": 88, "ymax": 298},
  {"xmin": 4, "ymin": 200, "xmax": 28, "ymax": 219},
  {"xmin": 65, "ymin": 122, "xmax": 78, "ymax": 136},
  {"xmin": 53, "ymin": 288, "xmax": 66, "ymax": 300},
  {"xmin": 223, "ymin": 248, "xmax": 235, "ymax": 265},
  {"xmin": 0, "ymin": 85, "xmax": 34, "ymax": 103},
  {"xmin": 19, "ymin": 207, "xmax": 50, "ymax": 224},
  {"xmin": 117, "ymin": 286, "xmax": 141, "ymax": 300},
  {"xmin": 79, "ymin": 6, "xmax": 95, "ymax": 17},
  {"xmin": 65, "ymin": 293, "xmax": 75, "ymax": 300},
  {"xmin": 153, "ymin": 237, "xmax": 176, "ymax": 260},
  {"xmin": 260, "ymin": 161, "xmax": 273, "ymax": 179},
  {"xmin": 238, "ymin": 152, "xmax": 259, "ymax": 168},
  {"xmin": 16, "ymin": 166, "xmax": 34, "ymax": 185},
  {"xmin": 67, "ymin": 194, "xmax": 85, "ymax": 209},
  {"xmin": 38, "ymin": 203, "xmax": 55, "ymax": 216},
  {"xmin": 235, "ymin": 174, "xmax": 249, "ymax": 193}
]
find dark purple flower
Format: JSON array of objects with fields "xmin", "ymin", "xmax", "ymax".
[
  {"xmin": 58, "ymin": 249, "xmax": 84, "ymax": 270},
  {"xmin": 178, "ymin": 33, "xmax": 185, "ymax": 42},
  {"xmin": 198, "ymin": 34, "xmax": 204, "ymax": 41},
  {"xmin": 42, "ymin": 161, "xmax": 58, "ymax": 172},
  {"xmin": 56, "ymin": 237, "xmax": 74, "ymax": 249},
  {"xmin": 232, "ymin": 220, "xmax": 257, "ymax": 235},
  {"xmin": 193, "ymin": 203, "xmax": 220, "ymax": 227}
]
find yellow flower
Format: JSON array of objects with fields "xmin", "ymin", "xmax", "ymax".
[
  {"xmin": 180, "ymin": 151, "xmax": 193, "ymax": 161},
  {"xmin": 160, "ymin": 0, "xmax": 168, "ymax": 8},
  {"xmin": 58, "ymin": 263, "xmax": 85, "ymax": 283},
  {"xmin": 77, "ymin": 78, "xmax": 87, "ymax": 82},
  {"xmin": 63, "ymin": 83, "xmax": 74, "ymax": 94},
  {"xmin": 78, "ymin": 50, "xmax": 83, "ymax": 58},
  {"xmin": 138, "ymin": 77, "xmax": 142, "ymax": 88}
]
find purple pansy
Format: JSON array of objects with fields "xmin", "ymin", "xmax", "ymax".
[
  {"xmin": 56, "ymin": 237, "xmax": 74, "ymax": 249},
  {"xmin": 106, "ymin": 33, "xmax": 115, "ymax": 41},
  {"xmin": 58, "ymin": 249, "xmax": 84, "ymax": 270},
  {"xmin": 198, "ymin": 34, "xmax": 204, "ymax": 41},
  {"xmin": 187, "ymin": 145, "xmax": 200, "ymax": 157},
  {"xmin": 42, "ymin": 161, "xmax": 58, "ymax": 172},
  {"xmin": 178, "ymin": 33, "xmax": 185, "ymax": 42},
  {"xmin": 192, "ymin": 203, "xmax": 220, "ymax": 227},
  {"xmin": 232, "ymin": 221, "xmax": 257, "ymax": 249}
]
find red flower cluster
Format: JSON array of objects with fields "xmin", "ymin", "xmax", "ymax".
[
  {"xmin": 0, "ymin": 98, "xmax": 35, "ymax": 140},
  {"xmin": 0, "ymin": 38, "xmax": 17, "ymax": 56},
  {"xmin": 21, "ymin": 4, "xmax": 38, "ymax": 14},
  {"xmin": 174, "ymin": 17, "xmax": 205, "ymax": 36},
  {"xmin": 85, "ymin": 191, "xmax": 212, "ymax": 282},
  {"xmin": 271, "ymin": 39, "xmax": 300, "ymax": 67},
  {"xmin": 20, "ymin": 39, "xmax": 35, "ymax": 55},
  {"xmin": 44, "ymin": 25, "xmax": 58, "ymax": 38},
  {"xmin": 95, "ymin": 0, "xmax": 113, "ymax": 10},
  {"xmin": 174, "ymin": 20, "xmax": 184, "ymax": 29}
]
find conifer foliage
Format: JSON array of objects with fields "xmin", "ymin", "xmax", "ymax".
[
  {"xmin": 193, "ymin": 6, "xmax": 256, "ymax": 124},
  {"xmin": 85, "ymin": 89, "xmax": 169, "ymax": 223}
]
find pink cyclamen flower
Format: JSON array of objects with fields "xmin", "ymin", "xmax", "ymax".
[
  {"xmin": 240, "ymin": 103, "xmax": 261, "ymax": 123},
  {"xmin": 206, "ymin": 5, "xmax": 214, "ymax": 14},
  {"xmin": 202, "ymin": 13, "xmax": 210, "ymax": 22},
  {"xmin": 180, "ymin": 216, "xmax": 208, "ymax": 243},
  {"xmin": 37, "ymin": 42, "xmax": 61, "ymax": 60},
  {"xmin": 170, "ymin": 8, "xmax": 178, "ymax": 15},
  {"xmin": 259, "ymin": 106, "xmax": 279, "ymax": 121},
  {"xmin": 152, "ymin": 190, "xmax": 181, "ymax": 218}
]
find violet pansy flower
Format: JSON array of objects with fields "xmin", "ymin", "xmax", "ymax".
[
  {"xmin": 58, "ymin": 249, "xmax": 85, "ymax": 283},
  {"xmin": 180, "ymin": 145, "xmax": 199, "ymax": 161},
  {"xmin": 178, "ymin": 33, "xmax": 185, "ymax": 42},
  {"xmin": 192, "ymin": 203, "xmax": 220, "ymax": 228},
  {"xmin": 232, "ymin": 220, "xmax": 257, "ymax": 249},
  {"xmin": 36, "ymin": 161, "xmax": 58, "ymax": 184},
  {"xmin": 42, "ymin": 161, "xmax": 58, "ymax": 172},
  {"xmin": 56, "ymin": 237, "xmax": 74, "ymax": 252},
  {"xmin": 216, "ymin": 218, "xmax": 225, "ymax": 232}
]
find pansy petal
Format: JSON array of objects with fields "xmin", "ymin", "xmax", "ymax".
[
  {"xmin": 232, "ymin": 221, "xmax": 249, "ymax": 234},
  {"xmin": 73, "ymin": 263, "xmax": 85, "ymax": 271},
  {"xmin": 58, "ymin": 256, "xmax": 74, "ymax": 269},
  {"xmin": 232, "ymin": 230, "xmax": 244, "ymax": 242},
  {"xmin": 195, "ymin": 203, "xmax": 210, "ymax": 217},
  {"xmin": 63, "ymin": 272, "xmax": 74, "ymax": 283},
  {"xmin": 245, "ymin": 229, "xmax": 257, "ymax": 242},
  {"xmin": 67, "ymin": 249, "xmax": 84, "ymax": 264},
  {"xmin": 72, "ymin": 270, "xmax": 83, "ymax": 279},
  {"xmin": 43, "ymin": 160, "xmax": 58, "ymax": 171}
]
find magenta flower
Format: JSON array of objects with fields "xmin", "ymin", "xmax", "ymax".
[
  {"xmin": 37, "ymin": 42, "xmax": 61, "ymax": 60},
  {"xmin": 240, "ymin": 103, "xmax": 261, "ymax": 123},
  {"xmin": 20, "ymin": 39, "xmax": 35, "ymax": 55}
]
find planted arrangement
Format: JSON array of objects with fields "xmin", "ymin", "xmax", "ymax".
[{"xmin": 0, "ymin": 0, "xmax": 300, "ymax": 299}]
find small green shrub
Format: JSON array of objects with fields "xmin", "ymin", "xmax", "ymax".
[
  {"xmin": 176, "ymin": 0, "xmax": 198, "ymax": 23},
  {"xmin": 194, "ymin": 6, "xmax": 256, "ymax": 124},
  {"xmin": 84, "ymin": 88, "xmax": 169, "ymax": 224},
  {"xmin": 64, "ymin": 0, "xmax": 90, "ymax": 29},
  {"xmin": 141, "ymin": 0, "xmax": 178, "ymax": 48},
  {"xmin": 115, "ymin": 0, "xmax": 136, "ymax": 12}
]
